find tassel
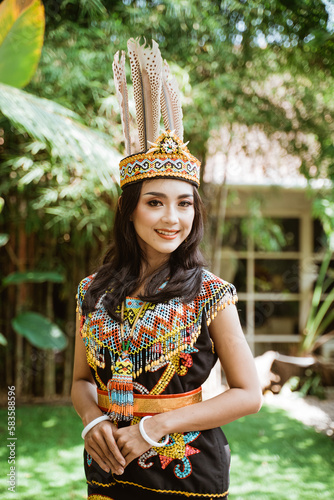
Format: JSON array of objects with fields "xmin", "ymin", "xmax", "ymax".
[{"xmin": 107, "ymin": 352, "xmax": 134, "ymax": 421}]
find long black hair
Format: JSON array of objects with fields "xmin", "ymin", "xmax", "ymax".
[{"xmin": 83, "ymin": 180, "xmax": 206, "ymax": 321}]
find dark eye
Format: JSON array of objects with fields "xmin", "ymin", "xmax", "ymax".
[
  {"xmin": 179, "ymin": 200, "xmax": 193, "ymax": 207},
  {"xmin": 148, "ymin": 199, "xmax": 162, "ymax": 207}
]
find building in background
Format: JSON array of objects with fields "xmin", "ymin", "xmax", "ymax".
[{"xmin": 204, "ymin": 125, "xmax": 332, "ymax": 357}]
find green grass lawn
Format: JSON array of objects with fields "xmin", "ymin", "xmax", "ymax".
[
  {"xmin": 224, "ymin": 405, "xmax": 334, "ymax": 499},
  {"xmin": 0, "ymin": 404, "xmax": 85, "ymax": 499},
  {"xmin": 0, "ymin": 403, "xmax": 333, "ymax": 499}
]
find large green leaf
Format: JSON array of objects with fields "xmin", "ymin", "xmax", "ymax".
[
  {"xmin": 12, "ymin": 312, "xmax": 67, "ymax": 350},
  {"xmin": 0, "ymin": 83, "xmax": 120, "ymax": 191},
  {"xmin": 0, "ymin": 333, "xmax": 8, "ymax": 346},
  {"xmin": 0, "ymin": 0, "xmax": 45, "ymax": 88},
  {"xmin": 0, "ymin": 234, "xmax": 9, "ymax": 247},
  {"xmin": 3, "ymin": 271, "xmax": 65, "ymax": 286}
]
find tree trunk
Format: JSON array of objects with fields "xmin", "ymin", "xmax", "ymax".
[
  {"xmin": 44, "ymin": 280, "xmax": 56, "ymax": 398},
  {"xmin": 5, "ymin": 224, "xmax": 17, "ymax": 390},
  {"xmin": 15, "ymin": 202, "xmax": 27, "ymax": 397},
  {"xmin": 62, "ymin": 261, "xmax": 77, "ymax": 396}
]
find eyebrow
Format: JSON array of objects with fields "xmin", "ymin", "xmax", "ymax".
[{"xmin": 142, "ymin": 191, "xmax": 194, "ymax": 199}]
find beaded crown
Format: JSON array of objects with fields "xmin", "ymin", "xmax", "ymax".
[
  {"xmin": 113, "ymin": 38, "xmax": 201, "ymax": 189},
  {"xmin": 119, "ymin": 130, "xmax": 200, "ymax": 188}
]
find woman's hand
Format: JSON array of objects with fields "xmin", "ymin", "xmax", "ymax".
[
  {"xmin": 113, "ymin": 419, "xmax": 161, "ymax": 466},
  {"xmin": 84, "ymin": 419, "xmax": 126, "ymax": 475},
  {"xmin": 71, "ymin": 317, "xmax": 126, "ymax": 475}
]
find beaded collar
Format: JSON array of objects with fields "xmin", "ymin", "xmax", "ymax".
[{"xmin": 77, "ymin": 269, "xmax": 237, "ymax": 420}]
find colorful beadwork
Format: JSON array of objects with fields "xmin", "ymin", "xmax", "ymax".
[
  {"xmin": 77, "ymin": 270, "xmax": 238, "ymax": 388},
  {"xmin": 119, "ymin": 131, "xmax": 201, "ymax": 188},
  {"xmin": 79, "ymin": 269, "xmax": 236, "ymax": 496},
  {"xmin": 88, "ymin": 496, "xmax": 115, "ymax": 500},
  {"xmin": 107, "ymin": 352, "xmax": 134, "ymax": 420},
  {"xmin": 106, "ymin": 300, "xmax": 148, "ymax": 421},
  {"xmin": 138, "ymin": 430, "xmax": 201, "ymax": 479}
]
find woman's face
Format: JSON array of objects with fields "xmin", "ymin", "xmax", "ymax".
[{"xmin": 131, "ymin": 178, "xmax": 195, "ymax": 268}]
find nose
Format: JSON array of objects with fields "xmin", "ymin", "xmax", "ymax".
[{"xmin": 161, "ymin": 205, "xmax": 178, "ymax": 225}]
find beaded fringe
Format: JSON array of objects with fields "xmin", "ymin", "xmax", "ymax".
[
  {"xmin": 80, "ymin": 288, "xmax": 237, "ymax": 392},
  {"xmin": 107, "ymin": 352, "xmax": 134, "ymax": 421},
  {"xmin": 107, "ymin": 323, "xmax": 201, "ymax": 381},
  {"xmin": 205, "ymin": 291, "xmax": 238, "ymax": 327}
]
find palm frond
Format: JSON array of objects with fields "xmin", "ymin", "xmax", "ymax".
[{"xmin": 0, "ymin": 83, "xmax": 121, "ymax": 192}]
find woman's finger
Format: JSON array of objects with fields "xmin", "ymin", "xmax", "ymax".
[
  {"xmin": 102, "ymin": 425, "xmax": 127, "ymax": 468},
  {"xmin": 85, "ymin": 421, "xmax": 125, "ymax": 474},
  {"xmin": 85, "ymin": 445, "xmax": 110, "ymax": 474},
  {"xmin": 86, "ymin": 434, "xmax": 124, "ymax": 475},
  {"xmin": 114, "ymin": 425, "xmax": 152, "ymax": 465}
]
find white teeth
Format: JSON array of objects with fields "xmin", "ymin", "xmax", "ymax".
[{"xmin": 156, "ymin": 230, "xmax": 178, "ymax": 236}]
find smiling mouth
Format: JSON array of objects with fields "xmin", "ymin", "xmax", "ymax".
[{"xmin": 155, "ymin": 229, "xmax": 180, "ymax": 236}]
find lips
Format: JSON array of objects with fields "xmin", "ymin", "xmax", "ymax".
[
  {"xmin": 155, "ymin": 229, "xmax": 180, "ymax": 239},
  {"xmin": 155, "ymin": 229, "xmax": 180, "ymax": 236}
]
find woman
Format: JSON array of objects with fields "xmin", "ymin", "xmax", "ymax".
[{"xmin": 71, "ymin": 39, "xmax": 262, "ymax": 500}]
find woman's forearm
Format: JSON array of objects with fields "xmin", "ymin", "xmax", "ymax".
[
  {"xmin": 71, "ymin": 379, "xmax": 104, "ymax": 427},
  {"xmin": 71, "ymin": 378, "xmax": 126, "ymax": 474},
  {"xmin": 149, "ymin": 387, "xmax": 262, "ymax": 440}
]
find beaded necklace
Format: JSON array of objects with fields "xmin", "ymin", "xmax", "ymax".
[
  {"xmin": 107, "ymin": 300, "xmax": 146, "ymax": 421},
  {"xmin": 78, "ymin": 271, "xmax": 238, "ymax": 423}
]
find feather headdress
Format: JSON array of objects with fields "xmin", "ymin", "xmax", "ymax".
[
  {"xmin": 127, "ymin": 38, "xmax": 162, "ymax": 151},
  {"xmin": 112, "ymin": 50, "xmax": 131, "ymax": 156},
  {"xmin": 161, "ymin": 59, "xmax": 184, "ymax": 141},
  {"xmin": 113, "ymin": 38, "xmax": 201, "ymax": 189}
]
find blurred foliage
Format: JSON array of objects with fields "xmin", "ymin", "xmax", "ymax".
[
  {"xmin": 35, "ymin": 0, "xmax": 334, "ymax": 170},
  {"xmin": 0, "ymin": 0, "xmax": 121, "ymax": 268},
  {"xmin": 27, "ymin": 0, "xmax": 334, "ymax": 241},
  {"xmin": 285, "ymin": 372, "xmax": 326, "ymax": 399},
  {"xmin": 0, "ymin": 0, "xmax": 120, "ymax": 357},
  {"xmin": 313, "ymin": 197, "xmax": 334, "ymax": 250},
  {"xmin": 2, "ymin": 270, "xmax": 65, "ymax": 286},
  {"xmin": 0, "ymin": 332, "xmax": 7, "ymax": 346},
  {"xmin": 2, "ymin": 0, "xmax": 333, "ymax": 246},
  {"xmin": 0, "ymin": 0, "xmax": 334, "ymax": 391},
  {"xmin": 12, "ymin": 311, "xmax": 68, "ymax": 350},
  {"xmin": 299, "ymin": 250, "xmax": 334, "ymax": 355},
  {"xmin": 0, "ymin": 0, "xmax": 45, "ymax": 87},
  {"xmin": 241, "ymin": 199, "xmax": 287, "ymax": 252}
]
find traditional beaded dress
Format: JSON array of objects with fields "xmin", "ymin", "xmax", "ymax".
[{"xmin": 77, "ymin": 268, "xmax": 238, "ymax": 500}]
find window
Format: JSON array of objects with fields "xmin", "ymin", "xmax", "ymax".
[{"xmin": 219, "ymin": 214, "xmax": 314, "ymax": 356}]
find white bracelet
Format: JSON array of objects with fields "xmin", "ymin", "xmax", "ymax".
[
  {"xmin": 139, "ymin": 416, "xmax": 169, "ymax": 447},
  {"xmin": 81, "ymin": 415, "xmax": 110, "ymax": 440}
]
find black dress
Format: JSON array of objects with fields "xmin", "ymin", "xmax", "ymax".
[{"xmin": 77, "ymin": 269, "xmax": 238, "ymax": 499}]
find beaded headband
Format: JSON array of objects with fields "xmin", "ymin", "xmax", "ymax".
[
  {"xmin": 113, "ymin": 38, "xmax": 201, "ymax": 189},
  {"xmin": 119, "ymin": 130, "xmax": 200, "ymax": 188}
]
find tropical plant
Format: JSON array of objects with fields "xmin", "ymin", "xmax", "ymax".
[
  {"xmin": 0, "ymin": 0, "xmax": 120, "ymax": 189},
  {"xmin": 1, "ymin": 270, "xmax": 67, "ymax": 350},
  {"xmin": 299, "ymin": 250, "xmax": 334, "ymax": 356},
  {"xmin": 0, "ymin": 0, "xmax": 45, "ymax": 87},
  {"xmin": 0, "ymin": 0, "xmax": 120, "ymax": 397},
  {"xmin": 1, "ymin": 0, "xmax": 334, "ymax": 400},
  {"xmin": 0, "ymin": 1, "xmax": 66, "ymax": 354}
]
